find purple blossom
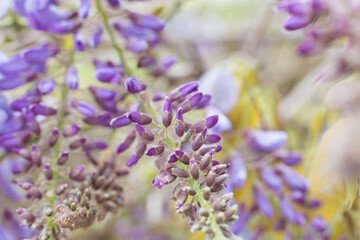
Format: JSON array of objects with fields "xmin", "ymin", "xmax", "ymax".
[
  {"xmin": 71, "ymin": 100, "xmax": 96, "ymax": 118},
  {"xmin": 94, "ymin": 67, "xmax": 123, "ymax": 84},
  {"xmin": 124, "ymin": 77, "xmax": 147, "ymax": 94},
  {"xmin": 66, "ymin": 66, "xmax": 79, "ymax": 90},
  {"xmin": 228, "ymin": 153, "xmax": 247, "ymax": 189},
  {"xmin": 74, "ymin": 32, "xmax": 86, "ymax": 52},
  {"xmin": 37, "ymin": 78, "xmax": 55, "ymax": 95},
  {"xmin": 254, "ymin": 185, "xmax": 274, "ymax": 218},
  {"xmin": 246, "ymin": 130, "xmax": 288, "ymax": 152},
  {"xmin": 88, "ymin": 27, "xmax": 103, "ymax": 49},
  {"xmin": 128, "ymin": 12, "xmax": 165, "ymax": 32},
  {"xmin": 78, "ymin": 0, "xmax": 91, "ymax": 19}
]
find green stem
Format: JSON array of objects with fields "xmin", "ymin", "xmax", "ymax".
[
  {"xmin": 189, "ymin": 178, "xmax": 225, "ymax": 240},
  {"xmin": 95, "ymin": 0, "xmax": 131, "ymax": 76},
  {"xmin": 47, "ymin": 53, "xmax": 72, "ymax": 239}
]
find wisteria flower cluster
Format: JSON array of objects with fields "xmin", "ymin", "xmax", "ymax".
[
  {"xmin": 0, "ymin": 0, "xmax": 359, "ymax": 240},
  {"xmin": 278, "ymin": 0, "xmax": 360, "ymax": 80},
  {"xmin": 228, "ymin": 130, "xmax": 329, "ymax": 239}
]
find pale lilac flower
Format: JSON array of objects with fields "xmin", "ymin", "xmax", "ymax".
[
  {"xmin": 66, "ymin": 66, "xmax": 79, "ymax": 90},
  {"xmin": 245, "ymin": 130, "xmax": 288, "ymax": 152}
]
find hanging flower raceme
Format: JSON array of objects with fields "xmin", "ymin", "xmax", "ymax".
[
  {"xmin": 109, "ymin": 80, "xmax": 238, "ymax": 239},
  {"xmin": 228, "ymin": 129, "xmax": 329, "ymax": 239}
]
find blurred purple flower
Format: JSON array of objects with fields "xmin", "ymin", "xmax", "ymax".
[{"xmin": 245, "ymin": 130, "xmax": 288, "ymax": 152}]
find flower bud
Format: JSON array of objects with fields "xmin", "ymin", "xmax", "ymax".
[
  {"xmin": 116, "ymin": 130, "xmax": 136, "ymax": 154},
  {"xmin": 206, "ymin": 134, "xmax": 221, "ymax": 144},
  {"xmin": 260, "ymin": 167, "xmax": 283, "ymax": 193},
  {"xmin": 43, "ymin": 163, "xmax": 53, "ymax": 180},
  {"xmin": 146, "ymin": 145, "xmax": 165, "ymax": 156},
  {"xmin": 206, "ymin": 170, "xmax": 216, "ymax": 187},
  {"xmin": 69, "ymin": 137, "xmax": 86, "ymax": 149},
  {"xmin": 168, "ymin": 81, "xmax": 199, "ymax": 101},
  {"xmin": 191, "ymin": 120, "xmax": 206, "ymax": 133},
  {"xmin": 94, "ymin": 67, "xmax": 122, "ymax": 84},
  {"xmin": 205, "ymin": 115, "xmax": 219, "ymax": 129},
  {"xmin": 71, "ymin": 100, "xmax": 96, "ymax": 118},
  {"xmin": 88, "ymin": 27, "xmax": 103, "ymax": 49},
  {"xmin": 135, "ymin": 124, "xmax": 155, "ymax": 142},
  {"xmin": 203, "ymin": 187, "xmax": 211, "ymax": 200},
  {"xmin": 200, "ymin": 153, "xmax": 212, "ymax": 171},
  {"xmin": 74, "ymin": 32, "xmax": 85, "ymax": 51},
  {"xmin": 189, "ymin": 159, "xmax": 199, "ymax": 180},
  {"xmin": 127, "ymin": 111, "xmax": 152, "ymax": 125},
  {"xmin": 38, "ymin": 79, "xmax": 55, "ymax": 95},
  {"xmin": 66, "ymin": 66, "xmax": 79, "ymax": 90},
  {"xmin": 30, "ymin": 145, "xmax": 42, "ymax": 166},
  {"xmin": 110, "ymin": 114, "xmax": 132, "ymax": 128},
  {"xmin": 124, "ymin": 77, "xmax": 147, "ymax": 94},
  {"xmin": 63, "ymin": 125, "xmax": 81, "ymax": 137},
  {"xmin": 162, "ymin": 97, "xmax": 172, "ymax": 128},
  {"xmin": 171, "ymin": 168, "xmax": 189, "ymax": 178},
  {"xmin": 83, "ymin": 141, "xmax": 108, "ymax": 151},
  {"xmin": 70, "ymin": 165, "xmax": 85, "ymax": 181},
  {"xmin": 178, "ymin": 92, "xmax": 203, "ymax": 113},
  {"xmin": 78, "ymin": 0, "xmax": 90, "ymax": 19},
  {"xmin": 48, "ymin": 128, "xmax": 59, "ymax": 147},
  {"xmin": 192, "ymin": 133, "xmax": 204, "ymax": 151},
  {"xmin": 30, "ymin": 104, "xmax": 57, "ymax": 116},
  {"xmin": 126, "ymin": 142, "xmax": 146, "ymax": 168},
  {"xmin": 57, "ymin": 152, "xmax": 69, "ymax": 166},
  {"xmin": 254, "ymin": 186, "xmax": 274, "ymax": 218}
]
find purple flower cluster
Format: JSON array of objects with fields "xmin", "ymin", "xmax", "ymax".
[
  {"xmin": 110, "ymin": 81, "xmax": 238, "ymax": 238},
  {"xmin": 279, "ymin": 0, "xmax": 360, "ymax": 80},
  {"xmin": 227, "ymin": 130, "xmax": 329, "ymax": 239}
]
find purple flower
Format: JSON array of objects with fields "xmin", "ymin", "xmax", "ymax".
[
  {"xmin": 78, "ymin": 0, "xmax": 91, "ymax": 19},
  {"xmin": 0, "ymin": 158, "xmax": 22, "ymax": 201},
  {"xmin": 89, "ymin": 85, "xmax": 117, "ymax": 101},
  {"xmin": 276, "ymin": 151, "xmax": 302, "ymax": 166},
  {"xmin": 83, "ymin": 141, "xmax": 108, "ymax": 151},
  {"xmin": 162, "ymin": 96, "xmax": 172, "ymax": 128},
  {"xmin": 127, "ymin": 111, "xmax": 152, "ymax": 125},
  {"xmin": 22, "ymin": 44, "xmax": 58, "ymax": 64},
  {"xmin": 126, "ymin": 142, "xmax": 146, "ymax": 168},
  {"xmin": 49, "ymin": 21, "xmax": 82, "ymax": 35},
  {"xmin": 297, "ymin": 39, "xmax": 318, "ymax": 56},
  {"xmin": 94, "ymin": 67, "xmax": 123, "ymax": 84},
  {"xmin": 228, "ymin": 153, "xmax": 247, "ymax": 189},
  {"xmin": 278, "ymin": 165, "xmax": 308, "ymax": 192},
  {"xmin": 88, "ymin": 27, "xmax": 103, "ymax": 49},
  {"xmin": 74, "ymin": 32, "xmax": 86, "ymax": 51},
  {"xmin": 30, "ymin": 104, "xmax": 57, "ymax": 116},
  {"xmin": 37, "ymin": 78, "xmax": 55, "ymax": 95},
  {"xmin": 168, "ymin": 81, "xmax": 199, "ymax": 101},
  {"xmin": 62, "ymin": 125, "xmax": 81, "ymax": 137},
  {"xmin": 283, "ymin": 16, "xmax": 311, "ymax": 31},
  {"xmin": 124, "ymin": 77, "xmax": 147, "ymax": 94},
  {"xmin": 254, "ymin": 186, "xmax": 274, "ymax": 218},
  {"xmin": 199, "ymin": 68, "xmax": 239, "ymax": 113},
  {"xmin": 71, "ymin": 100, "xmax": 96, "ymax": 118},
  {"xmin": 110, "ymin": 115, "xmax": 132, "ymax": 128},
  {"xmin": 128, "ymin": 38, "xmax": 149, "ymax": 53},
  {"xmin": 311, "ymin": 216, "xmax": 326, "ymax": 231},
  {"xmin": 107, "ymin": 0, "xmax": 120, "ymax": 8},
  {"xmin": 260, "ymin": 167, "xmax": 283, "ymax": 193},
  {"xmin": 128, "ymin": 12, "xmax": 165, "ymax": 32},
  {"xmin": 152, "ymin": 55, "xmax": 178, "ymax": 77},
  {"xmin": 0, "ymin": 77, "xmax": 27, "ymax": 91},
  {"xmin": 280, "ymin": 197, "xmax": 296, "ymax": 222},
  {"xmin": 66, "ymin": 66, "xmax": 79, "ymax": 90},
  {"xmin": 246, "ymin": 130, "xmax": 288, "ymax": 152}
]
